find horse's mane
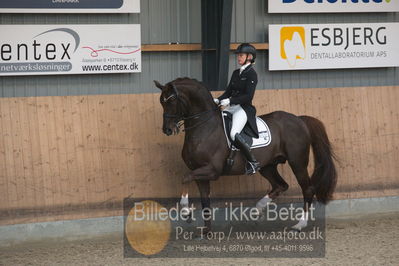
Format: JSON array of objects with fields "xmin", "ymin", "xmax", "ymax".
[
  {"xmin": 168, "ymin": 77, "xmax": 211, "ymax": 92},
  {"xmin": 163, "ymin": 77, "xmax": 214, "ymax": 104}
]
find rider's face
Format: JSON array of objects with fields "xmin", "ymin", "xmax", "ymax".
[{"xmin": 237, "ymin": 53, "xmax": 252, "ymax": 66}]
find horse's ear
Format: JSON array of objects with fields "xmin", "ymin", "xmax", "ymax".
[{"xmin": 153, "ymin": 80, "xmax": 164, "ymax": 91}]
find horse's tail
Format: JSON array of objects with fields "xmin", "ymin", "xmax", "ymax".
[{"xmin": 300, "ymin": 116, "xmax": 337, "ymax": 204}]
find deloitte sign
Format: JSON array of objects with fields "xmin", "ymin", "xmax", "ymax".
[{"xmin": 269, "ymin": 0, "xmax": 399, "ymax": 13}]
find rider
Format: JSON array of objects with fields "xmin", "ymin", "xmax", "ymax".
[{"xmin": 214, "ymin": 43, "xmax": 261, "ymax": 175}]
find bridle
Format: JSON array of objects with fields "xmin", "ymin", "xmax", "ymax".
[{"xmin": 162, "ymin": 84, "xmax": 219, "ymax": 132}]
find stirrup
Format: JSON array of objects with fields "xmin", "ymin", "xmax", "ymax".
[{"xmin": 245, "ymin": 161, "xmax": 260, "ymax": 175}]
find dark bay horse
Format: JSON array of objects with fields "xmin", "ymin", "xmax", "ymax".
[{"xmin": 154, "ymin": 78, "xmax": 337, "ymax": 232}]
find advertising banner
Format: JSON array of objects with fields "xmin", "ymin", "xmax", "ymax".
[
  {"xmin": 0, "ymin": 24, "xmax": 141, "ymax": 76},
  {"xmin": 269, "ymin": 23, "xmax": 399, "ymax": 71},
  {"xmin": 0, "ymin": 0, "xmax": 140, "ymax": 13},
  {"xmin": 268, "ymin": 0, "xmax": 399, "ymax": 13}
]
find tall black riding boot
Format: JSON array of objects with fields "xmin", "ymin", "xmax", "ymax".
[{"xmin": 234, "ymin": 133, "xmax": 261, "ymax": 175}]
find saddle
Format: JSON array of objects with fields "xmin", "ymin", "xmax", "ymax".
[{"xmin": 221, "ymin": 111, "xmax": 272, "ymax": 150}]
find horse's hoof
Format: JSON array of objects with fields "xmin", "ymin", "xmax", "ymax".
[
  {"xmin": 193, "ymin": 234, "xmax": 205, "ymax": 241},
  {"xmin": 255, "ymin": 216, "xmax": 265, "ymax": 225},
  {"xmin": 193, "ymin": 231, "xmax": 210, "ymax": 241},
  {"xmin": 184, "ymin": 215, "xmax": 193, "ymax": 224},
  {"xmin": 252, "ymin": 209, "xmax": 265, "ymax": 222},
  {"xmin": 290, "ymin": 227, "xmax": 301, "ymax": 233},
  {"xmin": 253, "ymin": 214, "xmax": 262, "ymax": 224}
]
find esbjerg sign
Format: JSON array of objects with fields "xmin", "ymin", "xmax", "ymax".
[
  {"xmin": 0, "ymin": 0, "xmax": 140, "ymax": 13},
  {"xmin": 269, "ymin": 0, "xmax": 399, "ymax": 13},
  {"xmin": 268, "ymin": 23, "xmax": 399, "ymax": 71},
  {"xmin": 0, "ymin": 25, "xmax": 141, "ymax": 76}
]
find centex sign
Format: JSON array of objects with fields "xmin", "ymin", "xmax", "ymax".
[
  {"xmin": 0, "ymin": 25, "xmax": 141, "ymax": 76},
  {"xmin": 269, "ymin": 0, "xmax": 399, "ymax": 13},
  {"xmin": 269, "ymin": 23, "xmax": 399, "ymax": 71}
]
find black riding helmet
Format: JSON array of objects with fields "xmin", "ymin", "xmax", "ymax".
[{"xmin": 235, "ymin": 43, "xmax": 256, "ymax": 63}]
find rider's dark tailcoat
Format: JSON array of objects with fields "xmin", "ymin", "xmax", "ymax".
[{"xmin": 217, "ymin": 64, "xmax": 259, "ymax": 138}]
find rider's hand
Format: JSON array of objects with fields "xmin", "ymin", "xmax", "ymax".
[
  {"xmin": 213, "ymin": 98, "xmax": 220, "ymax": 105},
  {"xmin": 220, "ymin": 98, "xmax": 230, "ymax": 106}
]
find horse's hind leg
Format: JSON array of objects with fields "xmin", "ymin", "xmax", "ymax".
[
  {"xmin": 260, "ymin": 164, "xmax": 289, "ymax": 199},
  {"xmin": 195, "ymin": 180, "xmax": 211, "ymax": 234},
  {"xmin": 288, "ymin": 158, "xmax": 315, "ymax": 231},
  {"xmin": 256, "ymin": 164, "xmax": 289, "ymax": 212}
]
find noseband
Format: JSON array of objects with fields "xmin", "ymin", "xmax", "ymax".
[{"xmin": 162, "ymin": 84, "xmax": 218, "ymax": 131}]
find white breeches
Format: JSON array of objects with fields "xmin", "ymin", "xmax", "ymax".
[{"xmin": 225, "ymin": 104, "xmax": 248, "ymax": 141}]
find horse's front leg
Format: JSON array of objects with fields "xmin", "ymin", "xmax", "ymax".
[
  {"xmin": 182, "ymin": 164, "xmax": 220, "ymax": 184},
  {"xmin": 179, "ymin": 184, "xmax": 192, "ymax": 221},
  {"xmin": 181, "ymin": 165, "xmax": 219, "ymax": 234}
]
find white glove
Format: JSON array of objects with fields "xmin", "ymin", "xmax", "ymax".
[
  {"xmin": 213, "ymin": 98, "xmax": 219, "ymax": 105},
  {"xmin": 220, "ymin": 98, "xmax": 230, "ymax": 106}
]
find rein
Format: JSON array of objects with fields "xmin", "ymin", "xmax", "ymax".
[{"xmin": 162, "ymin": 84, "xmax": 219, "ymax": 132}]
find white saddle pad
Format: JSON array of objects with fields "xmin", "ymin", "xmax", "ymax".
[
  {"xmin": 251, "ymin": 117, "xmax": 272, "ymax": 149},
  {"xmin": 222, "ymin": 112, "xmax": 272, "ymax": 150}
]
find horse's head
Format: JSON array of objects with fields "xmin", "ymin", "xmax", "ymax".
[
  {"xmin": 154, "ymin": 80, "xmax": 187, "ymax": 136},
  {"xmin": 154, "ymin": 78, "xmax": 217, "ymax": 136}
]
